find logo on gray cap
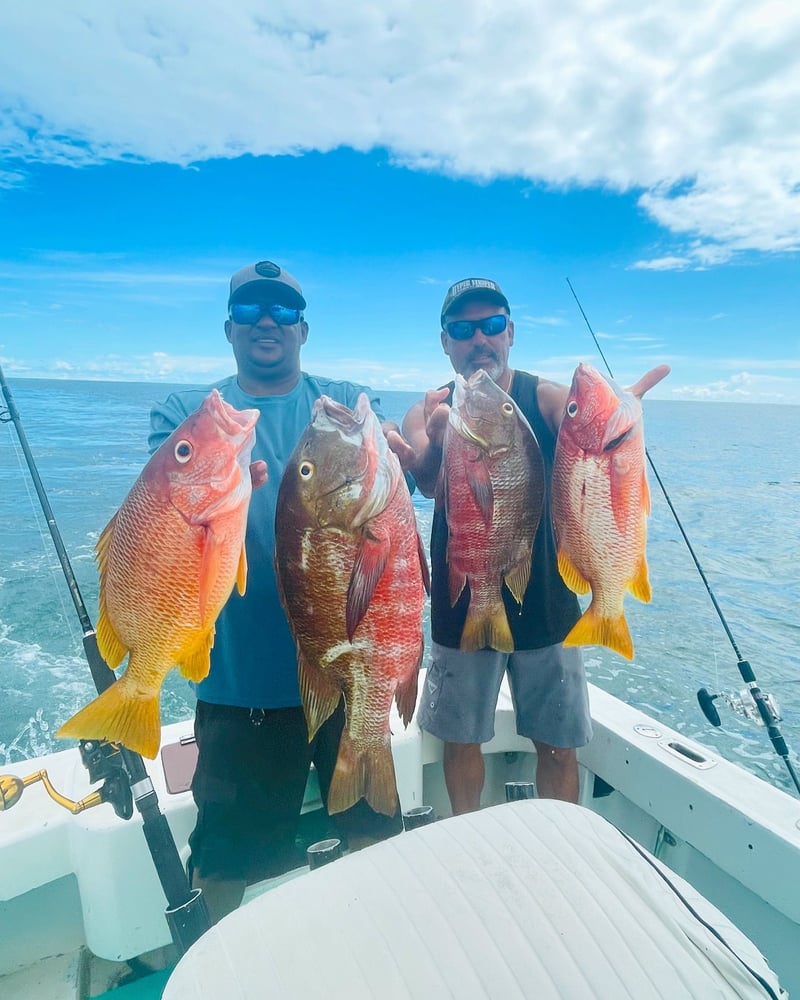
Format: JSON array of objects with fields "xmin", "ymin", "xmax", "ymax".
[{"xmin": 254, "ymin": 261, "xmax": 281, "ymax": 278}]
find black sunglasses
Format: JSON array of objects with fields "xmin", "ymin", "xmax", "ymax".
[
  {"xmin": 444, "ymin": 314, "xmax": 508, "ymax": 341},
  {"xmin": 230, "ymin": 302, "xmax": 302, "ymax": 326}
]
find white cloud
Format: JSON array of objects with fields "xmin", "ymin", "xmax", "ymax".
[
  {"xmin": 2, "ymin": 1, "xmax": 799, "ymax": 256},
  {"xmin": 3, "ymin": 348, "xmax": 449, "ymax": 392},
  {"xmin": 22, "ymin": 352, "xmax": 234, "ymax": 383},
  {"xmin": 670, "ymin": 371, "xmax": 800, "ymax": 404},
  {"xmin": 630, "ymin": 256, "xmax": 693, "ymax": 271},
  {"xmin": 516, "ymin": 314, "xmax": 568, "ymax": 327},
  {"xmin": 301, "ymin": 350, "xmax": 451, "ymax": 392},
  {"xmin": 0, "ymin": 169, "xmax": 27, "ymax": 190},
  {"xmin": 719, "ymin": 357, "xmax": 800, "ymax": 372},
  {"xmin": 0, "ymin": 259, "xmax": 220, "ymax": 288}
]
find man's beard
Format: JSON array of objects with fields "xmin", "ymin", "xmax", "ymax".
[{"xmin": 465, "ymin": 351, "xmax": 503, "ymax": 382}]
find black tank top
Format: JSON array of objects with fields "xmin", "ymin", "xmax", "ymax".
[{"xmin": 430, "ymin": 370, "xmax": 581, "ymax": 650}]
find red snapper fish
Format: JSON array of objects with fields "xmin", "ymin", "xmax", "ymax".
[
  {"xmin": 275, "ymin": 393, "xmax": 429, "ymax": 816},
  {"xmin": 441, "ymin": 369, "xmax": 545, "ymax": 652},
  {"xmin": 551, "ymin": 363, "xmax": 669, "ymax": 660},
  {"xmin": 57, "ymin": 389, "xmax": 261, "ymax": 758}
]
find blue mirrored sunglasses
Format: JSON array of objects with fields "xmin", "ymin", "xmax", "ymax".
[
  {"xmin": 444, "ymin": 314, "xmax": 508, "ymax": 340},
  {"xmin": 230, "ymin": 302, "xmax": 302, "ymax": 326}
]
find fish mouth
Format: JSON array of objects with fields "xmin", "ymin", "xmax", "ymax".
[
  {"xmin": 204, "ymin": 389, "xmax": 259, "ymax": 445},
  {"xmin": 313, "ymin": 393, "xmax": 371, "ymax": 432}
]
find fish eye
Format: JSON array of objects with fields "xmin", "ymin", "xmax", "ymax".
[
  {"xmin": 501, "ymin": 402, "xmax": 514, "ymax": 415},
  {"xmin": 299, "ymin": 461, "xmax": 314, "ymax": 479},
  {"xmin": 174, "ymin": 440, "xmax": 193, "ymax": 464},
  {"xmin": 566, "ymin": 401, "xmax": 578, "ymax": 418}
]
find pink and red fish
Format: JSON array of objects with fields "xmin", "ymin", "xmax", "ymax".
[{"xmin": 440, "ymin": 369, "xmax": 544, "ymax": 652}]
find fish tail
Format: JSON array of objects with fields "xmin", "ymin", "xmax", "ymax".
[
  {"xmin": 563, "ymin": 606, "xmax": 634, "ymax": 661},
  {"xmin": 460, "ymin": 602, "xmax": 514, "ymax": 653},
  {"xmin": 327, "ymin": 728, "xmax": 399, "ymax": 818},
  {"xmin": 56, "ymin": 676, "xmax": 162, "ymax": 759}
]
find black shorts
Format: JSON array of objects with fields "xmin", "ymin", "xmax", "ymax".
[{"xmin": 188, "ymin": 698, "xmax": 402, "ymax": 882}]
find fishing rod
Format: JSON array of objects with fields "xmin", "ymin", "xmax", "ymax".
[
  {"xmin": 0, "ymin": 365, "xmax": 210, "ymax": 952},
  {"xmin": 565, "ymin": 278, "xmax": 800, "ymax": 797}
]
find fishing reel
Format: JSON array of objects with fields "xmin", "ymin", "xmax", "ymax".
[
  {"xmin": 697, "ymin": 686, "xmax": 782, "ymax": 728},
  {"xmin": 0, "ymin": 738, "xmax": 133, "ymax": 819}
]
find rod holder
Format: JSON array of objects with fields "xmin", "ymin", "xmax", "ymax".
[
  {"xmin": 307, "ymin": 838, "xmax": 342, "ymax": 870},
  {"xmin": 505, "ymin": 781, "xmax": 537, "ymax": 802},
  {"xmin": 403, "ymin": 805, "xmax": 435, "ymax": 830},
  {"xmin": 165, "ymin": 888, "xmax": 211, "ymax": 956}
]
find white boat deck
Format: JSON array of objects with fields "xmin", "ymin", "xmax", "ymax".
[
  {"xmin": 1, "ymin": 678, "xmax": 799, "ymax": 997},
  {"xmin": 164, "ymin": 799, "xmax": 784, "ymax": 999}
]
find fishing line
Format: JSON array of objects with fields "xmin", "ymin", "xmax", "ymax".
[{"xmin": 565, "ymin": 278, "xmax": 800, "ymax": 796}]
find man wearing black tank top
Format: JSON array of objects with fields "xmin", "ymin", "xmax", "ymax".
[{"xmin": 388, "ymin": 278, "xmax": 592, "ymax": 813}]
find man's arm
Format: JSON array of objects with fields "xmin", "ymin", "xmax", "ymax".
[
  {"xmin": 385, "ymin": 387, "xmax": 451, "ymax": 498},
  {"xmin": 536, "ymin": 379, "xmax": 571, "ymax": 436}
]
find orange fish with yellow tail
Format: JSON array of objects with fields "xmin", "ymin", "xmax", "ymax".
[
  {"xmin": 275, "ymin": 393, "xmax": 429, "ymax": 817},
  {"xmin": 57, "ymin": 389, "xmax": 262, "ymax": 758},
  {"xmin": 551, "ymin": 363, "xmax": 669, "ymax": 660}
]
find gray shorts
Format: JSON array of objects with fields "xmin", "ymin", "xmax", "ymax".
[{"xmin": 418, "ymin": 641, "xmax": 592, "ymax": 748}]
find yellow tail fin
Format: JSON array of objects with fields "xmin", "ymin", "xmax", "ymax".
[
  {"xmin": 460, "ymin": 601, "xmax": 513, "ymax": 653},
  {"xmin": 56, "ymin": 679, "xmax": 162, "ymax": 759},
  {"xmin": 327, "ymin": 728, "xmax": 398, "ymax": 817},
  {"xmin": 563, "ymin": 605, "xmax": 634, "ymax": 660}
]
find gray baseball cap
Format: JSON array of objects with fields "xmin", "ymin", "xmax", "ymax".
[
  {"xmin": 228, "ymin": 260, "xmax": 307, "ymax": 310},
  {"xmin": 440, "ymin": 277, "xmax": 510, "ymax": 326}
]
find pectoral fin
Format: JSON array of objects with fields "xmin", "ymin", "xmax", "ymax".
[
  {"xmin": 468, "ymin": 457, "xmax": 493, "ymax": 524},
  {"xmin": 236, "ymin": 543, "xmax": 248, "ymax": 596},
  {"xmin": 198, "ymin": 525, "xmax": 223, "ymax": 625},
  {"xmin": 346, "ymin": 529, "xmax": 390, "ymax": 640}
]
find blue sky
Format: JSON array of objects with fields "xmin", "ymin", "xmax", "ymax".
[{"xmin": 1, "ymin": 2, "xmax": 799, "ymax": 402}]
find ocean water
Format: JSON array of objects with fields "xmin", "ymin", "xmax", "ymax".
[{"xmin": 1, "ymin": 377, "xmax": 799, "ymax": 795}]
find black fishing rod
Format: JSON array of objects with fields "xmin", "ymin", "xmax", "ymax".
[
  {"xmin": 0, "ymin": 365, "xmax": 210, "ymax": 951},
  {"xmin": 565, "ymin": 278, "xmax": 800, "ymax": 796}
]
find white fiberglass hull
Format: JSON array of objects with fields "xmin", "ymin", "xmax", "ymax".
[{"xmin": 1, "ymin": 678, "xmax": 798, "ymax": 997}]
